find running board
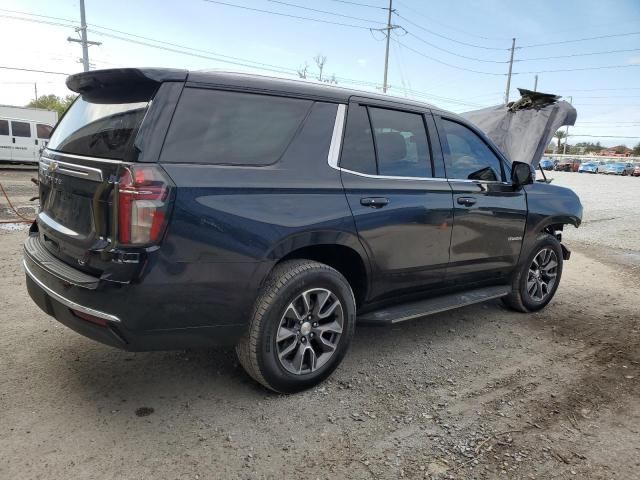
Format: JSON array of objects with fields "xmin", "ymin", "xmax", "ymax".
[{"xmin": 358, "ymin": 285, "xmax": 511, "ymax": 325}]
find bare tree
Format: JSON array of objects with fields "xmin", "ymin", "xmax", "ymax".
[
  {"xmin": 298, "ymin": 55, "xmax": 338, "ymax": 84},
  {"xmin": 313, "ymin": 55, "xmax": 327, "ymax": 82},
  {"xmin": 297, "ymin": 62, "xmax": 309, "ymax": 79}
]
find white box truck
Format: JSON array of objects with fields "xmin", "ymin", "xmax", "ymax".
[{"xmin": 0, "ymin": 105, "xmax": 59, "ymax": 164}]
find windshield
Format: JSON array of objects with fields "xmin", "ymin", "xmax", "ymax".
[{"xmin": 47, "ymin": 97, "xmax": 149, "ymax": 159}]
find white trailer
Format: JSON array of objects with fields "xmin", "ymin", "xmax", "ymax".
[{"xmin": 0, "ymin": 105, "xmax": 59, "ymax": 164}]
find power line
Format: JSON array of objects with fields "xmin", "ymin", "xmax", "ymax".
[
  {"xmin": 572, "ymin": 95, "xmax": 640, "ymax": 99},
  {"xmin": 573, "ymin": 124, "xmax": 640, "ymax": 127},
  {"xmin": 0, "ymin": 13, "xmax": 76, "ymax": 29},
  {"xmin": 88, "ymin": 30, "xmax": 299, "ymax": 76},
  {"xmin": 392, "ymin": 38, "xmax": 506, "ymax": 76},
  {"xmin": 405, "ymin": 31, "xmax": 509, "ymax": 63},
  {"xmin": 573, "ymin": 103, "xmax": 640, "ymax": 106},
  {"xmin": 265, "ymin": 0, "xmax": 383, "ymax": 24},
  {"xmin": 393, "ymin": 12, "xmax": 508, "ymax": 50},
  {"xmin": 514, "ymin": 64, "xmax": 640, "ymax": 75},
  {"xmin": 200, "ymin": 0, "xmax": 375, "ymax": 29},
  {"xmin": 568, "ymin": 134, "xmax": 640, "ymax": 138},
  {"xmin": 394, "ymin": 0, "xmax": 509, "ymax": 42},
  {"xmin": 0, "ymin": 65, "xmax": 71, "ymax": 75},
  {"xmin": 0, "ymin": 7, "xmax": 77, "ymax": 24},
  {"xmin": 516, "ymin": 48, "xmax": 640, "ymax": 62},
  {"xmin": 85, "ymin": 25, "xmax": 491, "ymax": 108},
  {"xmin": 577, "ymin": 121, "xmax": 640, "ymax": 124},
  {"xmin": 519, "ymin": 31, "xmax": 640, "ymax": 48},
  {"xmin": 561, "ymin": 87, "xmax": 640, "ymax": 92},
  {"xmin": 325, "ymin": 0, "xmax": 386, "ymax": 9}
]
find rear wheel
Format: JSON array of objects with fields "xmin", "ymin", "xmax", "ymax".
[
  {"xmin": 503, "ymin": 234, "xmax": 563, "ymax": 313},
  {"xmin": 236, "ymin": 260, "xmax": 356, "ymax": 393}
]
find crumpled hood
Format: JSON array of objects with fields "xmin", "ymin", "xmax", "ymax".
[{"xmin": 461, "ymin": 89, "xmax": 577, "ymax": 169}]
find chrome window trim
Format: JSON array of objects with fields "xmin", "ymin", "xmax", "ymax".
[
  {"xmin": 43, "ymin": 149, "xmax": 125, "ymax": 165},
  {"xmin": 40, "ymin": 157, "xmax": 104, "ymax": 182},
  {"xmin": 327, "ymin": 104, "xmax": 346, "ymax": 168},
  {"xmin": 23, "ymin": 260, "xmax": 121, "ymax": 323},
  {"xmin": 38, "ymin": 212, "xmax": 80, "ymax": 237},
  {"xmin": 339, "ymin": 167, "xmax": 449, "ymax": 182}
]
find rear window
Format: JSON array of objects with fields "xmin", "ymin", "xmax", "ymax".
[
  {"xmin": 160, "ymin": 88, "xmax": 312, "ymax": 165},
  {"xmin": 47, "ymin": 97, "xmax": 149, "ymax": 159}
]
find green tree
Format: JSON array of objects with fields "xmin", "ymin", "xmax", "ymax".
[
  {"xmin": 554, "ymin": 130, "xmax": 567, "ymax": 151},
  {"xmin": 26, "ymin": 94, "xmax": 76, "ymax": 117},
  {"xmin": 633, "ymin": 142, "xmax": 640, "ymax": 156}
]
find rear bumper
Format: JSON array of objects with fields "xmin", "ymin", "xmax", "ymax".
[{"xmin": 23, "ymin": 235, "xmax": 248, "ymax": 351}]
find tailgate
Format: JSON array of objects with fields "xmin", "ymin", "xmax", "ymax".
[{"xmin": 33, "ymin": 68, "xmax": 186, "ymax": 281}]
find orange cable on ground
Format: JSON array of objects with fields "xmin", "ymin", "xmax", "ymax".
[{"xmin": 0, "ymin": 181, "xmax": 35, "ymax": 224}]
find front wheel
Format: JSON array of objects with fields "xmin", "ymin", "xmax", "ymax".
[
  {"xmin": 503, "ymin": 234, "xmax": 563, "ymax": 313},
  {"xmin": 236, "ymin": 260, "xmax": 356, "ymax": 393}
]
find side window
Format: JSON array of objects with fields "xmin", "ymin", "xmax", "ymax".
[
  {"xmin": 440, "ymin": 119, "xmax": 503, "ymax": 182},
  {"xmin": 36, "ymin": 124, "xmax": 53, "ymax": 139},
  {"xmin": 369, "ymin": 107, "xmax": 432, "ymax": 178},
  {"xmin": 0, "ymin": 120, "xmax": 8, "ymax": 136},
  {"xmin": 11, "ymin": 121, "xmax": 31, "ymax": 138},
  {"xmin": 160, "ymin": 88, "xmax": 312, "ymax": 165},
  {"xmin": 339, "ymin": 104, "xmax": 376, "ymax": 175}
]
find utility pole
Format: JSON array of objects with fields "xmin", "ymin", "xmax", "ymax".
[
  {"xmin": 504, "ymin": 37, "xmax": 516, "ymax": 104},
  {"xmin": 67, "ymin": 0, "xmax": 101, "ymax": 72},
  {"xmin": 563, "ymin": 95, "xmax": 573, "ymax": 155},
  {"xmin": 382, "ymin": 0, "xmax": 393, "ymax": 93},
  {"xmin": 533, "ymin": 74, "xmax": 538, "ymax": 92},
  {"xmin": 34, "ymin": 83, "xmax": 38, "ymax": 105}
]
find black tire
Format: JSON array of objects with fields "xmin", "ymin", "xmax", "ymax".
[
  {"xmin": 235, "ymin": 259, "xmax": 356, "ymax": 393},
  {"xmin": 503, "ymin": 234, "xmax": 564, "ymax": 313}
]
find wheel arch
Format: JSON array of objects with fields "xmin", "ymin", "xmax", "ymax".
[{"xmin": 262, "ymin": 231, "xmax": 371, "ymax": 306}]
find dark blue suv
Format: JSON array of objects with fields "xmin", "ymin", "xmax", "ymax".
[{"xmin": 24, "ymin": 69, "xmax": 582, "ymax": 392}]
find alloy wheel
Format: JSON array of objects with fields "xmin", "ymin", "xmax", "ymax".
[
  {"xmin": 526, "ymin": 248, "xmax": 558, "ymax": 302},
  {"xmin": 275, "ymin": 288, "xmax": 344, "ymax": 375}
]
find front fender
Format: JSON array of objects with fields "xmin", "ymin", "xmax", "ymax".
[{"xmin": 520, "ymin": 182, "xmax": 582, "ymax": 263}]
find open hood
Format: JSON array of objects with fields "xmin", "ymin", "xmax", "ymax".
[{"xmin": 461, "ymin": 89, "xmax": 577, "ymax": 169}]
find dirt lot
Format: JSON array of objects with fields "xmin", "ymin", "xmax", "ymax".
[{"xmin": 1, "ymin": 169, "xmax": 639, "ymax": 479}]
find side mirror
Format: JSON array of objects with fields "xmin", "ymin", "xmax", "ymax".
[{"xmin": 512, "ymin": 161, "xmax": 533, "ymax": 187}]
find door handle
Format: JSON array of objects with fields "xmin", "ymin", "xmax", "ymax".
[
  {"xmin": 457, "ymin": 197, "xmax": 477, "ymax": 207},
  {"xmin": 360, "ymin": 197, "xmax": 389, "ymax": 208}
]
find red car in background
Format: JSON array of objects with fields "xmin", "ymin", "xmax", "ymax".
[
  {"xmin": 555, "ymin": 158, "xmax": 582, "ymax": 172},
  {"xmin": 633, "ymin": 164, "xmax": 640, "ymax": 177}
]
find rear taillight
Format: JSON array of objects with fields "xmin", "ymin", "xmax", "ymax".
[{"xmin": 117, "ymin": 165, "xmax": 173, "ymax": 246}]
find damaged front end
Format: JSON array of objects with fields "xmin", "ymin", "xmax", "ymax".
[{"xmin": 461, "ymin": 89, "xmax": 577, "ymax": 170}]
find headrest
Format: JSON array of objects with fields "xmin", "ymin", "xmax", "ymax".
[{"xmin": 376, "ymin": 132, "xmax": 406, "ymax": 162}]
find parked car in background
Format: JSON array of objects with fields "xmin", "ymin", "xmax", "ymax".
[
  {"xmin": 633, "ymin": 165, "xmax": 640, "ymax": 177},
  {"xmin": 605, "ymin": 162, "xmax": 634, "ymax": 175},
  {"xmin": 539, "ymin": 158, "xmax": 554, "ymax": 170},
  {"xmin": 578, "ymin": 162, "xmax": 599, "ymax": 173},
  {"xmin": 597, "ymin": 162, "xmax": 611, "ymax": 174},
  {"xmin": 555, "ymin": 158, "xmax": 581, "ymax": 172}
]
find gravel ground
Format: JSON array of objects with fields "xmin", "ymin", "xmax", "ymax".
[{"xmin": 1, "ymin": 168, "xmax": 639, "ymax": 479}]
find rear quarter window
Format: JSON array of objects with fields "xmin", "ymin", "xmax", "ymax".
[
  {"xmin": 160, "ymin": 88, "xmax": 312, "ymax": 165},
  {"xmin": 0, "ymin": 119, "xmax": 8, "ymax": 136}
]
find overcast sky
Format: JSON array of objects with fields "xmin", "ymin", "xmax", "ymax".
[{"xmin": 1, "ymin": 0, "xmax": 639, "ymax": 146}]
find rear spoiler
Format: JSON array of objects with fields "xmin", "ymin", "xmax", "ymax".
[
  {"xmin": 66, "ymin": 68, "xmax": 188, "ymax": 103},
  {"xmin": 461, "ymin": 89, "xmax": 577, "ymax": 169}
]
